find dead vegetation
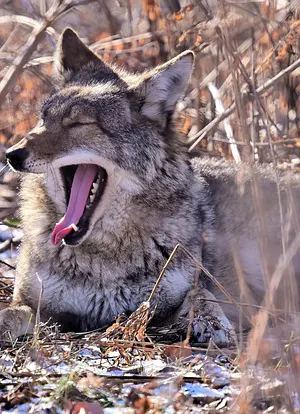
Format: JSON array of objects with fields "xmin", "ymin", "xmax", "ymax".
[{"xmin": 0, "ymin": 0, "xmax": 300, "ymax": 412}]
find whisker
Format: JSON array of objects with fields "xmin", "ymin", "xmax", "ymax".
[{"xmin": 0, "ymin": 163, "xmax": 9, "ymax": 176}]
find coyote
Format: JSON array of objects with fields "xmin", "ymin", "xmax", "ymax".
[{"xmin": 2, "ymin": 29, "xmax": 300, "ymax": 344}]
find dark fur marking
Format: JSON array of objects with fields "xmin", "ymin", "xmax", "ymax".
[{"xmin": 152, "ymin": 238, "xmax": 170, "ymax": 260}]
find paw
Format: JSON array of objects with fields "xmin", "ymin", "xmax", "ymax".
[
  {"xmin": 191, "ymin": 313, "xmax": 236, "ymax": 345},
  {"xmin": 0, "ymin": 305, "xmax": 34, "ymax": 346},
  {"xmin": 0, "ymin": 318, "xmax": 18, "ymax": 347}
]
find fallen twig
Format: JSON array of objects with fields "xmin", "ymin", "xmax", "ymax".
[{"xmin": 0, "ymin": 259, "xmax": 15, "ymax": 270}]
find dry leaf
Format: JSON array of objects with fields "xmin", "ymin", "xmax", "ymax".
[
  {"xmin": 64, "ymin": 400, "xmax": 104, "ymax": 414},
  {"xmin": 164, "ymin": 342, "xmax": 192, "ymax": 361}
]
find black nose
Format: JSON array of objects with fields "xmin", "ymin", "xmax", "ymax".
[{"xmin": 6, "ymin": 147, "xmax": 29, "ymax": 171}]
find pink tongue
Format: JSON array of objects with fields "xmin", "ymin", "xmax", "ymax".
[{"xmin": 51, "ymin": 164, "xmax": 98, "ymax": 245}]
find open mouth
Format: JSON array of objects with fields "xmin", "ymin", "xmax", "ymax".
[{"xmin": 50, "ymin": 164, "xmax": 107, "ymax": 246}]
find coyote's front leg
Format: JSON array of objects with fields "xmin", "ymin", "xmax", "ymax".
[
  {"xmin": 168, "ymin": 288, "xmax": 237, "ymax": 345},
  {"xmin": 0, "ymin": 304, "xmax": 35, "ymax": 344},
  {"xmin": 191, "ymin": 289, "xmax": 237, "ymax": 345}
]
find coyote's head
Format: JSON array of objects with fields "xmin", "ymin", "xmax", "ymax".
[{"xmin": 6, "ymin": 29, "xmax": 194, "ymax": 247}]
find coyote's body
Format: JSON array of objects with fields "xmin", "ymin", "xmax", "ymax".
[{"xmin": 2, "ymin": 29, "xmax": 300, "ymax": 343}]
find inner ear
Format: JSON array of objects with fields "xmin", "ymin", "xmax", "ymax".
[
  {"xmin": 137, "ymin": 51, "xmax": 194, "ymax": 126},
  {"xmin": 55, "ymin": 28, "xmax": 103, "ymax": 76}
]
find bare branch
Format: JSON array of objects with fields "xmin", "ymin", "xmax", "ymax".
[
  {"xmin": 0, "ymin": 15, "xmax": 58, "ymax": 38},
  {"xmin": 207, "ymin": 82, "xmax": 241, "ymax": 164},
  {"xmin": 188, "ymin": 57, "xmax": 300, "ymax": 153},
  {"xmin": 0, "ymin": 0, "xmax": 73, "ymax": 108}
]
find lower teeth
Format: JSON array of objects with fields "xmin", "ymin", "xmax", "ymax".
[{"xmin": 71, "ymin": 223, "xmax": 79, "ymax": 232}]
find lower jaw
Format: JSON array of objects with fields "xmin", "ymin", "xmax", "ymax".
[
  {"xmin": 63, "ymin": 233, "xmax": 86, "ymax": 246},
  {"xmin": 62, "ymin": 221, "xmax": 91, "ymax": 246}
]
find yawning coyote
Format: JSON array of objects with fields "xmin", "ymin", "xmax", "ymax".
[{"xmin": 2, "ymin": 28, "xmax": 300, "ymax": 344}]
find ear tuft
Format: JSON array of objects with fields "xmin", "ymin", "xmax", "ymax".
[
  {"xmin": 55, "ymin": 28, "xmax": 103, "ymax": 78},
  {"xmin": 140, "ymin": 51, "xmax": 194, "ymax": 125}
]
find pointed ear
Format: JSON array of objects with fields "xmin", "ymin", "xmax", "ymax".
[
  {"xmin": 55, "ymin": 28, "xmax": 103, "ymax": 78},
  {"xmin": 138, "ymin": 51, "xmax": 194, "ymax": 125}
]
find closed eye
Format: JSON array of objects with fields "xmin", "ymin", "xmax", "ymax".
[
  {"xmin": 68, "ymin": 122, "xmax": 87, "ymax": 128},
  {"xmin": 63, "ymin": 119, "xmax": 97, "ymax": 128}
]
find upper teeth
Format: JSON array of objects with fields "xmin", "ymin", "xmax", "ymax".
[
  {"xmin": 89, "ymin": 194, "xmax": 95, "ymax": 203},
  {"xmin": 91, "ymin": 182, "xmax": 98, "ymax": 194}
]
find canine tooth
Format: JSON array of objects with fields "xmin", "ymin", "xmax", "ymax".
[
  {"xmin": 71, "ymin": 223, "xmax": 79, "ymax": 232},
  {"xmin": 89, "ymin": 194, "xmax": 95, "ymax": 203}
]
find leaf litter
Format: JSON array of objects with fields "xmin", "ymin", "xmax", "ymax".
[
  {"xmin": 0, "ymin": 330, "xmax": 239, "ymax": 413},
  {"xmin": 0, "ymin": 219, "xmax": 240, "ymax": 412},
  {"xmin": 2, "ymin": 227, "xmax": 300, "ymax": 413}
]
